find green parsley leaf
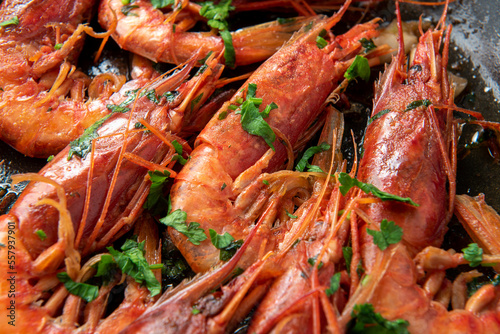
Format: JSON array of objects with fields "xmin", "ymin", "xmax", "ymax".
[
  {"xmin": 68, "ymin": 113, "xmax": 113, "ymax": 160},
  {"xmin": 47, "ymin": 155, "xmax": 55, "ymax": 162},
  {"xmin": 367, "ymin": 109, "xmax": 391, "ymax": 125},
  {"xmin": 199, "ymin": 0, "xmax": 234, "ymax": 30},
  {"xmin": 199, "ymin": 1, "xmax": 235, "ymax": 67},
  {"xmin": 219, "ymin": 240, "xmax": 243, "ymax": 261},
  {"xmin": 220, "ymin": 30, "xmax": 235, "ymax": 68},
  {"xmin": 150, "ymin": 0, "xmax": 175, "ymax": 9},
  {"xmin": 57, "ymin": 272, "xmax": 99, "ymax": 303},
  {"xmin": 35, "ymin": 230, "xmax": 47, "ymax": 241},
  {"xmin": 209, "ymin": 229, "xmax": 242, "ymax": 261},
  {"xmin": 121, "ymin": 4, "xmax": 139, "ymax": 16},
  {"xmin": 308, "ymin": 256, "xmax": 324, "ymax": 270},
  {"xmin": 218, "ymin": 111, "xmax": 228, "ymax": 120},
  {"xmin": 262, "ymin": 180, "xmax": 269, "ymax": 185},
  {"xmin": 0, "ymin": 16, "xmax": 19, "ymax": 27},
  {"xmin": 316, "ymin": 35, "xmax": 328, "ymax": 49},
  {"xmin": 171, "ymin": 140, "xmax": 183, "ymax": 155},
  {"xmin": 295, "ymin": 142, "xmax": 331, "ymax": 172},
  {"xmin": 325, "ymin": 272, "xmax": 341, "ymax": 297},
  {"xmin": 54, "ymin": 43, "xmax": 63, "ymax": 50},
  {"xmin": 106, "ymin": 104, "xmax": 130, "ymax": 113},
  {"xmin": 462, "ymin": 243, "xmax": 483, "ymax": 267},
  {"xmin": 209, "ymin": 229, "xmax": 234, "ymax": 249},
  {"xmin": 94, "ymin": 254, "xmax": 118, "ymax": 285},
  {"xmin": 360, "ymin": 38, "xmax": 376, "ymax": 52},
  {"xmin": 344, "ymin": 55, "xmax": 370, "ymax": 82},
  {"xmin": 159, "ymin": 209, "xmax": 207, "ymax": 245},
  {"xmin": 337, "ymin": 173, "xmax": 419, "ymax": 207},
  {"xmin": 286, "ymin": 210, "xmax": 298, "ymax": 219},
  {"xmin": 192, "ymin": 306, "xmax": 201, "ymax": 314},
  {"xmin": 144, "ymin": 170, "xmax": 171, "ymax": 213},
  {"xmin": 107, "ymin": 239, "xmax": 161, "ymax": 296},
  {"xmin": 191, "ymin": 93, "xmax": 204, "ymax": 112},
  {"xmin": 238, "ymin": 84, "xmax": 278, "ymax": 151},
  {"xmin": 404, "ymin": 99, "xmax": 432, "ymax": 112},
  {"xmin": 349, "ymin": 303, "xmax": 409, "ymax": 334},
  {"xmin": 277, "ymin": 17, "xmax": 295, "ymax": 25},
  {"xmin": 343, "ymin": 246, "xmax": 353, "ymax": 275},
  {"xmin": 163, "ymin": 90, "xmax": 179, "ymax": 102},
  {"xmin": 366, "ymin": 219, "xmax": 403, "ymax": 251}
]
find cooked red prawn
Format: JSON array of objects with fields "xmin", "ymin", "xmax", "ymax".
[
  {"xmin": 168, "ymin": 0, "xmax": 383, "ymax": 273},
  {"xmin": 98, "ymin": 0, "xmax": 316, "ymax": 67},
  {"xmin": 0, "ymin": 0, "xmax": 128, "ymax": 158}
]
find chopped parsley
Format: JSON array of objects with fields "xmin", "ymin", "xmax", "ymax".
[
  {"xmin": 343, "ymin": 246, "xmax": 353, "ymax": 275},
  {"xmin": 35, "ymin": 230, "xmax": 47, "ymax": 241},
  {"xmin": 325, "ymin": 272, "xmax": 341, "ymax": 297},
  {"xmin": 57, "ymin": 272, "xmax": 99, "ymax": 303},
  {"xmin": 360, "ymin": 38, "xmax": 376, "ymax": 52},
  {"xmin": 404, "ymin": 99, "xmax": 432, "ymax": 112},
  {"xmin": 54, "ymin": 43, "xmax": 63, "ymax": 50},
  {"xmin": 144, "ymin": 170, "xmax": 171, "ymax": 213},
  {"xmin": 47, "ymin": 155, "xmax": 55, "ymax": 162},
  {"xmin": 209, "ymin": 229, "xmax": 243, "ymax": 261},
  {"xmin": 192, "ymin": 306, "xmax": 201, "ymax": 314},
  {"xmin": 150, "ymin": 0, "xmax": 175, "ymax": 9},
  {"xmin": 121, "ymin": 4, "xmax": 139, "ymax": 16},
  {"xmin": 107, "ymin": 239, "xmax": 162, "ymax": 296},
  {"xmin": 236, "ymin": 83, "xmax": 278, "ymax": 151},
  {"xmin": 160, "ymin": 209, "xmax": 207, "ymax": 245},
  {"xmin": 462, "ymin": 243, "xmax": 483, "ymax": 267},
  {"xmin": 295, "ymin": 142, "xmax": 330, "ymax": 172},
  {"xmin": 366, "ymin": 219, "xmax": 403, "ymax": 251},
  {"xmin": 68, "ymin": 113, "xmax": 114, "ymax": 160},
  {"xmin": 338, "ymin": 173, "xmax": 419, "ymax": 207},
  {"xmin": 277, "ymin": 17, "xmax": 295, "ymax": 25},
  {"xmin": 308, "ymin": 256, "xmax": 324, "ymax": 270},
  {"xmin": 262, "ymin": 180, "xmax": 269, "ymax": 185},
  {"xmin": 0, "ymin": 16, "xmax": 19, "ymax": 27},
  {"xmin": 367, "ymin": 109, "xmax": 391, "ymax": 125},
  {"xmin": 348, "ymin": 303, "xmax": 409, "ymax": 334},
  {"xmin": 191, "ymin": 93, "xmax": 204, "ymax": 112},
  {"xmin": 94, "ymin": 254, "xmax": 119, "ymax": 285},
  {"xmin": 199, "ymin": 0, "xmax": 236, "ymax": 67},
  {"xmin": 344, "ymin": 55, "xmax": 370, "ymax": 82},
  {"xmin": 316, "ymin": 35, "xmax": 328, "ymax": 49},
  {"xmin": 286, "ymin": 210, "xmax": 297, "ymax": 219},
  {"xmin": 106, "ymin": 104, "xmax": 130, "ymax": 113}
]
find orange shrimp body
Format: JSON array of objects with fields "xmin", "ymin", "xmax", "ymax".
[
  {"xmin": 0, "ymin": 0, "xmax": 116, "ymax": 158},
  {"xmin": 98, "ymin": 0, "xmax": 316, "ymax": 67},
  {"xmin": 356, "ymin": 12, "xmax": 454, "ymax": 269},
  {"xmin": 169, "ymin": 4, "xmax": 380, "ymax": 273},
  {"xmin": 2, "ymin": 55, "xmax": 224, "ymax": 261}
]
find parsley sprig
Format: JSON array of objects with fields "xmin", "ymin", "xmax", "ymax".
[
  {"xmin": 367, "ymin": 219, "xmax": 403, "ymax": 251},
  {"xmin": 338, "ymin": 173, "xmax": 419, "ymax": 207},
  {"xmin": 160, "ymin": 209, "xmax": 207, "ymax": 245},
  {"xmin": 295, "ymin": 142, "xmax": 330, "ymax": 172},
  {"xmin": 199, "ymin": 0, "xmax": 236, "ymax": 67},
  {"xmin": 462, "ymin": 243, "xmax": 483, "ymax": 267},
  {"xmin": 209, "ymin": 229, "xmax": 243, "ymax": 261},
  {"xmin": 57, "ymin": 272, "xmax": 99, "ymax": 303},
  {"xmin": 345, "ymin": 55, "xmax": 370, "ymax": 82},
  {"xmin": 349, "ymin": 303, "xmax": 409, "ymax": 334},
  {"xmin": 236, "ymin": 83, "xmax": 278, "ymax": 150},
  {"xmin": 107, "ymin": 239, "xmax": 162, "ymax": 296}
]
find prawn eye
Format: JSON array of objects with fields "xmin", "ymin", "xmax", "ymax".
[{"xmin": 409, "ymin": 64, "xmax": 422, "ymax": 73}]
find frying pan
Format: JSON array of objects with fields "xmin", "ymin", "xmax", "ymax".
[{"xmin": 0, "ymin": 0, "xmax": 499, "ymax": 247}]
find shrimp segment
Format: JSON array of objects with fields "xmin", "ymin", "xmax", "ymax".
[
  {"xmin": 355, "ymin": 1, "xmax": 455, "ymax": 271},
  {"xmin": 98, "ymin": 0, "xmax": 316, "ymax": 66},
  {"xmin": 0, "ymin": 0, "xmax": 119, "ymax": 158},
  {"xmin": 169, "ymin": 0, "xmax": 381, "ymax": 273}
]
